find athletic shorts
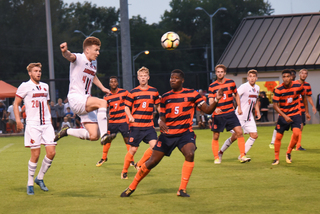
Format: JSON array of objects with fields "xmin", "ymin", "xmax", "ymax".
[
  {"xmin": 25, "ymin": 124, "xmax": 56, "ymax": 149},
  {"xmin": 68, "ymin": 93, "xmax": 98, "ymax": 123},
  {"xmin": 153, "ymin": 130, "xmax": 196, "ymax": 156},
  {"xmin": 276, "ymin": 114, "xmax": 302, "ymax": 134},
  {"xmin": 301, "ymin": 112, "xmax": 306, "ymax": 126},
  {"xmin": 108, "ymin": 122, "xmax": 129, "ymax": 138},
  {"xmin": 211, "ymin": 111, "xmax": 241, "ymax": 133},
  {"xmin": 239, "ymin": 115, "xmax": 257, "ymax": 134},
  {"xmin": 128, "ymin": 127, "xmax": 157, "ymax": 147}
]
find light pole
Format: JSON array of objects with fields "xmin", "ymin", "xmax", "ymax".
[
  {"xmin": 111, "ymin": 26, "xmax": 121, "ymax": 86},
  {"xmin": 223, "ymin": 32, "xmax": 233, "ymax": 38},
  {"xmin": 195, "ymin": 7, "xmax": 227, "ymax": 74},
  {"xmin": 74, "ymin": 29, "xmax": 102, "ymax": 38},
  {"xmin": 132, "ymin": 50, "xmax": 149, "ymax": 87}
]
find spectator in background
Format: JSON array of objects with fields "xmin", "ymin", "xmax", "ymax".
[
  {"xmin": 50, "ymin": 101, "xmax": 58, "ymax": 131},
  {"xmin": 65, "ymin": 107, "xmax": 75, "ymax": 127},
  {"xmin": 0, "ymin": 101, "xmax": 7, "ymax": 133},
  {"xmin": 7, "ymin": 101, "xmax": 21, "ymax": 133},
  {"xmin": 259, "ymin": 91, "xmax": 269, "ymax": 122},
  {"xmin": 61, "ymin": 116, "xmax": 71, "ymax": 129},
  {"xmin": 63, "ymin": 97, "xmax": 70, "ymax": 115},
  {"xmin": 55, "ymin": 98, "xmax": 64, "ymax": 130}
]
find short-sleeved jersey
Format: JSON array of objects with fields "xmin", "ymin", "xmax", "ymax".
[
  {"xmin": 160, "ymin": 88, "xmax": 204, "ymax": 136},
  {"xmin": 16, "ymin": 80, "xmax": 51, "ymax": 126},
  {"xmin": 299, "ymin": 81, "xmax": 312, "ymax": 112},
  {"xmin": 236, "ymin": 82, "xmax": 260, "ymax": 121},
  {"xmin": 104, "ymin": 88, "xmax": 129, "ymax": 124},
  {"xmin": 208, "ymin": 78, "xmax": 237, "ymax": 116},
  {"xmin": 68, "ymin": 53, "xmax": 97, "ymax": 96},
  {"xmin": 273, "ymin": 81, "xmax": 305, "ymax": 117},
  {"xmin": 125, "ymin": 85, "xmax": 160, "ymax": 128}
]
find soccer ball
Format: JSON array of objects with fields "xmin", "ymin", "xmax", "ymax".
[{"xmin": 161, "ymin": 31, "xmax": 180, "ymax": 50}]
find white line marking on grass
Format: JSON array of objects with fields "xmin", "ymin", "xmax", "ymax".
[{"xmin": 0, "ymin": 143, "xmax": 14, "ymax": 153}]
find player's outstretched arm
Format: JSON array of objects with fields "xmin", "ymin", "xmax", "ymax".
[
  {"xmin": 201, "ymin": 88, "xmax": 223, "ymax": 114},
  {"xmin": 93, "ymin": 76, "xmax": 111, "ymax": 95},
  {"xmin": 60, "ymin": 42, "xmax": 76, "ymax": 62}
]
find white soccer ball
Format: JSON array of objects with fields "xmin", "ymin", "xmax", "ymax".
[{"xmin": 161, "ymin": 31, "xmax": 180, "ymax": 50}]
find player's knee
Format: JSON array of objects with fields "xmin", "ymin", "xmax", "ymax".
[
  {"xmin": 98, "ymin": 99, "xmax": 107, "ymax": 108},
  {"xmin": 184, "ymin": 151, "xmax": 194, "ymax": 162},
  {"xmin": 90, "ymin": 134, "xmax": 99, "ymax": 141},
  {"xmin": 251, "ymin": 133, "xmax": 258, "ymax": 139},
  {"xmin": 47, "ymin": 150, "xmax": 56, "ymax": 159}
]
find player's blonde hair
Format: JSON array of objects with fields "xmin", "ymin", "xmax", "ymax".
[
  {"xmin": 300, "ymin": 68, "xmax": 308, "ymax": 73},
  {"xmin": 215, "ymin": 64, "xmax": 227, "ymax": 72},
  {"xmin": 137, "ymin": 66, "xmax": 149, "ymax": 76},
  {"xmin": 83, "ymin": 36, "xmax": 101, "ymax": 50},
  {"xmin": 247, "ymin": 69, "xmax": 258, "ymax": 76},
  {"xmin": 26, "ymin": 62, "xmax": 42, "ymax": 72}
]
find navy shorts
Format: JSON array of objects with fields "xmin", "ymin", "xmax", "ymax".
[
  {"xmin": 211, "ymin": 111, "xmax": 241, "ymax": 132},
  {"xmin": 276, "ymin": 114, "xmax": 302, "ymax": 134},
  {"xmin": 153, "ymin": 131, "xmax": 196, "ymax": 156},
  {"xmin": 107, "ymin": 122, "xmax": 129, "ymax": 138},
  {"xmin": 128, "ymin": 127, "xmax": 158, "ymax": 147},
  {"xmin": 301, "ymin": 112, "xmax": 306, "ymax": 126}
]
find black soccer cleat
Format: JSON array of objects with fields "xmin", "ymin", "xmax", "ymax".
[
  {"xmin": 120, "ymin": 187, "xmax": 135, "ymax": 197},
  {"xmin": 54, "ymin": 126, "xmax": 69, "ymax": 142},
  {"xmin": 177, "ymin": 189, "xmax": 190, "ymax": 197},
  {"xmin": 101, "ymin": 133, "xmax": 116, "ymax": 145}
]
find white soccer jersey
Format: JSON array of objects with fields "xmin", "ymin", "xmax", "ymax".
[
  {"xmin": 16, "ymin": 80, "xmax": 51, "ymax": 126},
  {"xmin": 68, "ymin": 53, "xmax": 97, "ymax": 96},
  {"xmin": 236, "ymin": 82, "xmax": 260, "ymax": 121}
]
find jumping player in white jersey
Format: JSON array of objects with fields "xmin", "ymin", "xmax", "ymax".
[
  {"xmin": 218, "ymin": 69, "xmax": 261, "ymax": 162},
  {"xmin": 14, "ymin": 63, "xmax": 56, "ymax": 195},
  {"xmin": 55, "ymin": 36, "xmax": 115, "ymax": 144}
]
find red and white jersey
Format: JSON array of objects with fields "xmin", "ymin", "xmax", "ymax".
[
  {"xmin": 68, "ymin": 53, "xmax": 97, "ymax": 96},
  {"xmin": 236, "ymin": 82, "xmax": 260, "ymax": 121},
  {"xmin": 16, "ymin": 80, "xmax": 51, "ymax": 126}
]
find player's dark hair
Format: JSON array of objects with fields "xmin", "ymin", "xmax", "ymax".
[
  {"xmin": 282, "ymin": 69, "xmax": 292, "ymax": 75},
  {"xmin": 290, "ymin": 69, "xmax": 296, "ymax": 75},
  {"xmin": 171, "ymin": 69, "xmax": 184, "ymax": 79},
  {"xmin": 109, "ymin": 76, "xmax": 118, "ymax": 81},
  {"xmin": 83, "ymin": 36, "xmax": 101, "ymax": 50}
]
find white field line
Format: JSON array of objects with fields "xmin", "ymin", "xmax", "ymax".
[{"xmin": 0, "ymin": 143, "xmax": 14, "ymax": 153}]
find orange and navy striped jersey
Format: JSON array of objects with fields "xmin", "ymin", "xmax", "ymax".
[
  {"xmin": 299, "ymin": 81, "xmax": 312, "ymax": 112},
  {"xmin": 125, "ymin": 85, "xmax": 160, "ymax": 128},
  {"xmin": 208, "ymin": 78, "xmax": 237, "ymax": 116},
  {"xmin": 273, "ymin": 81, "xmax": 305, "ymax": 117},
  {"xmin": 160, "ymin": 88, "xmax": 204, "ymax": 135},
  {"xmin": 104, "ymin": 88, "xmax": 129, "ymax": 124}
]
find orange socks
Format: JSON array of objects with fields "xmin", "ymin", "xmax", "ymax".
[
  {"xmin": 211, "ymin": 140, "xmax": 219, "ymax": 159},
  {"xmin": 136, "ymin": 147, "xmax": 153, "ymax": 167},
  {"xmin": 295, "ymin": 129, "xmax": 302, "ymax": 149},
  {"xmin": 122, "ymin": 152, "xmax": 134, "ymax": 173},
  {"xmin": 287, "ymin": 128, "xmax": 300, "ymax": 154},
  {"xmin": 237, "ymin": 136, "xmax": 245, "ymax": 157},
  {"xmin": 274, "ymin": 132, "xmax": 283, "ymax": 160},
  {"xmin": 129, "ymin": 163, "xmax": 151, "ymax": 190},
  {"xmin": 179, "ymin": 161, "xmax": 194, "ymax": 191},
  {"xmin": 102, "ymin": 143, "xmax": 111, "ymax": 160}
]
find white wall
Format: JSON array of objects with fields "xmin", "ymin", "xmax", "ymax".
[{"xmin": 225, "ymin": 70, "xmax": 320, "ymax": 124}]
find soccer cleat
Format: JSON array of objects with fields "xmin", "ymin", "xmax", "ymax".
[
  {"xmin": 134, "ymin": 163, "xmax": 141, "ymax": 171},
  {"xmin": 96, "ymin": 158, "xmax": 107, "ymax": 167},
  {"xmin": 286, "ymin": 153, "xmax": 292, "ymax": 163},
  {"xmin": 214, "ymin": 158, "xmax": 221, "ymax": 164},
  {"xmin": 239, "ymin": 155, "xmax": 251, "ymax": 163},
  {"xmin": 297, "ymin": 146, "xmax": 306, "ymax": 151},
  {"xmin": 269, "ymin": 143, "xmax": 274, "ymax": 149},
  {"xmin": 130, "ymin": 161, "xmax": 135, "ymax": 167},
  {"xmin": 54, "ymin": 126, "xmax": 69, "ymax": 142},
  {"xmin": 218, "ymin": 151, "xmax": 223, "ymax": 163},
  {"xmin": 120, "ymin": 187, "xmax": 135, "ymax": 197},
  {"xmin": 100, "ymin": 133, "xmax": 116, "ymax": 145},
  {"xmin": 177, "ymin": 189, "xmax": 190, "ymax": 197},
  {"xmin": 121, "ymin": 172, "xmax": 128, "ymax": 179},
  {"xmin": 272, "ymin": 159, "xmax": 279, "ymax": 165},
  {"xmin": 27, "ymin": 186, "xmax": 34, "ymax": 195},
  {"xmin": 34, "ymin": 177, "xmax": 48, "ymax": 191}
]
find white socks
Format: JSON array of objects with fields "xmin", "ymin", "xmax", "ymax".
[
  {"xmin": 221, "ymin": 137, "xmax": 233, "ymax": 153},
  {"xmin": 28, "ymin": 161, "xmax": 37, "ymax": 186},
  {"xmin": 37, "ymin": 156, "xmax": 53, "ymax": 180},
  {"xmin": 245, "ymin": 137, "xmax": 256, "ymax": 154},
  {"xmin": 67, "ymin": 128, "xmax": 90, "ymax": 140},
  {"xmin": 270, "ymin": 129, "xmax": 277, "ymax": 144},
  {"xmin": 97, "ymin": 108, "xmax": 108, "ymax": 138}
]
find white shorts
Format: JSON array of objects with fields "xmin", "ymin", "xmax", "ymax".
[
  {"xmin": 68, "ymin": 93, "xmax": 98, "ymax": 123},
  {"xmin": 230, "ymin": 117, "xmax": 257, "ymax": 134},
  {"xmin": 25, "ymin": 124, "xmax": 56, "ymax": 149}
]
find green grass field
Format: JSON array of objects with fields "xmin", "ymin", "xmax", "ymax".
[{"xmin": 1, "ymin": 125, "xmax": 320, "ymax": 214}]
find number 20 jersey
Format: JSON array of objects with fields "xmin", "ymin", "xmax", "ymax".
[
  {"xmin": 68, "ymin": 53, "xmax": 96, "ymax": 96},
  {"xmin": 16, "ymin": 80, "xmax": 51, "ymax": 126}
]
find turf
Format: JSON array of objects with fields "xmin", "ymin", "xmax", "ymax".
[{"xmin": 1, "ymin": 125, "xmax": 320, "ymax": 214}]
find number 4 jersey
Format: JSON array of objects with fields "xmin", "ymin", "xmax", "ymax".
[{"xmin": 16, "ymin": 80, "xmax": 51, "ymax": 126}]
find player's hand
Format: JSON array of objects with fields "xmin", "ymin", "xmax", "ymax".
[
  {"xmin": 256, "ymin": 112, "xmax": 261, "ymax": 120},
  {"xmin": 215, "ymin": 108, "xmax": 222, "ymax": 114},
  {"xmin": 312, "ymin": 106, "xmax": 317, "ymax": 114},
  {"xmin": 16, "ymin": 121, "xmax": 23, "ymax": 132},
  {"xmin": 159, "ymin": 120, "xmax": 168, "ymax": 133},
  {"xmin": 102, "ymin": 87, "xmax": 111, "ymax": 95},
  {"xmin": 237, "ymin": 108, "xmax": 243, "ymax": 115},
  {"xmin": 60, "ymin": 42, "xmax": 68, "ymax": 53},
  {"xmin": 128, "ymin": 116, "xmax": 135, "ymax": 123},
  {"xmin": 306, "ymin": 112, "xmax": 311, "ymax": 121},
  {"xmin": 216, "ymin": 88, "xmax": 223, "ymax": 101},
  {"xmin": 284, "ymin": 115, "xmax": 293, "ymax": 123}
]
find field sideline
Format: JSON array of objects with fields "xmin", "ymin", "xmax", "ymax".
[{"xmin": 1, "ymin": 125, "xmax": 320, "ymax": 214}]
